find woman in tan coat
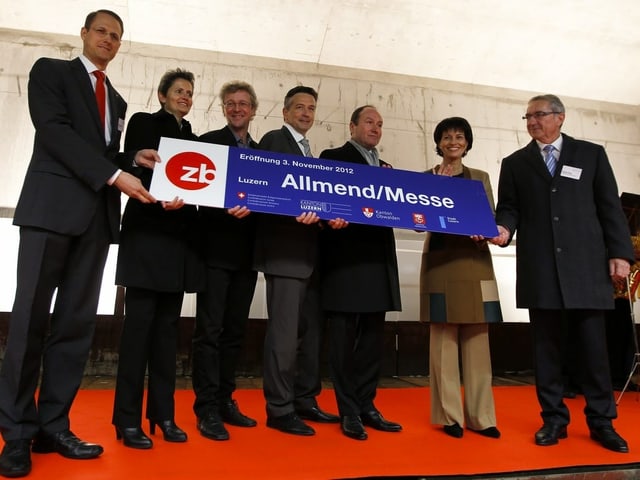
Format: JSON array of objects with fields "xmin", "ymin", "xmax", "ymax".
[{"xmin": 420, "ymin": 117, "xmax": 502, "ymax": 439}]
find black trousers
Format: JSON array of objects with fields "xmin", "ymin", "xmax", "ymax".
[
  {"xmin": 328, "ymin": 312, "xmax": 385, "ymax": 417},
  {"xmin": 112, "ymin": 287, "xmax": 183, "ymax": 427},
  {"xmin": 530, "ymin": 308, "xmax": 616, "ymax": 429},
  {"xmin": 0, "ymin": 212, "xmax": 110, "ymax": 440},
  {"xmin": 192, "ymin": 266, "xmax": 257, "ymax": 417}
]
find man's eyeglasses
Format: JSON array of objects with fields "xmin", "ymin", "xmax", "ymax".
[
  {"xmin": 522, "ymin": 111, "xmax": 560, "ymax": 120},
  {"xmin": 223, "ymin": 101, "xmax": 252, "ymax": 110},
  {"xmin": 91, "ymin": 27, "xmax": 121, "ymax": 43}
]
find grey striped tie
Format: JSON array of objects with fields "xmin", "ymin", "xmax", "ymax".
[{"xmin": 300, "ymin": 138, "xmax": 312, "ymax": 157}]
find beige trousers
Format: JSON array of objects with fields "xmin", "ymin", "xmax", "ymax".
[{"xmin": 429, "ymin": 322, "xmax": 497, "ymax": 430}]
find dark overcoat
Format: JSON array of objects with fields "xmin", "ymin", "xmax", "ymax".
[{"xmin": 494, "ymin": 133, "xmax": 634, "ymax": 309}]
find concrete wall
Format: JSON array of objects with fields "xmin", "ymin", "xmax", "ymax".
[{"xmin": 1, "ymin": 28, "xmax": 639, "ymax": 322}]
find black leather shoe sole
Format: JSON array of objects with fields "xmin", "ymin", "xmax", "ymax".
[
  {"xmin": 361, "ymin": 414, "xmax": 402, "ymax": 432},
  {"xmin": 197, "ymin": 419, "xmax": 230, "ymax": 441},
  {"xmin": 220, "ymin": 411, "xmax": 258, "ymax": 427},
  {"xmin": 534, "ymin": 425, "xmax": 567, "ymax": 446},
  {"xmin": 150, "ymin": 421, "xmax": 187, "ymax": 442},
  {"xmin": 443, "ymin": 423, "xmax": 463, "ymax": 438},
  {"xmin": 219, "ymin": 400, "xmax": 258, "ymax": 427},
  {"xmin": 32, "ymin": 433, "xmax": 104, "ymax": 458},
  {"xmin": 115, "ymin": 427, "xmax": 153, "ymax": 450},
  {"xmin": 297, "ymin": 408, "xmax": 340, "ymax": 424},
  {"xmin": 0, "ymin": 441, "xmax": 32, "ymax": 478},
  {"xmin": 469, "ymin": 426, "xmax": 501, "ymax": 439},
  {"xmin": 341, "ymin": 417, "xmax": 367, "ymax": 440},
  {"xmin": 590, "ymin": 429, "xmax": 629, "ymax": 453},
  {"xmin": 0, "ymin": 463, "xmax": 31, "ymax": 478},
  {"xmin": 266, "ymin": 415, "xmax": 315, "ymax": 436}
]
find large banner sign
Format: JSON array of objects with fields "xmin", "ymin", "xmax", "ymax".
[{"xmin": 150, "ymin": 137, "xmax": 498, "ymax": 236}]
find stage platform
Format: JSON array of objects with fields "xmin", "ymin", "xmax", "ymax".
[{"xmin": 11, "ymin": 376, "xmax": 640, "ymax": 480}]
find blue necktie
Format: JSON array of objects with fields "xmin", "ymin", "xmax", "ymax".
[{"xmin": 543, "ymin": 145, "xmax": 557, "ymax": 176}]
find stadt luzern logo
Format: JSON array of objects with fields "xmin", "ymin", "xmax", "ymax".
[{"xmin": 166, "ymin": 151, "xmax": 216, "ymax": 190}]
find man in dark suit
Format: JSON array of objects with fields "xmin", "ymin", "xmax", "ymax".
[
  {"xmin": 256, "ymin": 86, "xmax": 340, "ymax": 436},
  {"xmin": 491, "ymin": 94, "xmax": 634, "ymax": 453},
  {"xmin": 0, "ymin": 10, "xmax": 157, "ymax": 478},
  {"xmin": 319, "ymin": 105, "xmax": 402, "ymax": 440},
  {"xmin": 192, "ymin": 81, "xmax": 260, "ymax": 441}
]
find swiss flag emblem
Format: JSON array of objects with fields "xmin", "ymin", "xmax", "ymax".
[{"xmin": 362, "ymin": 207, "xmax": 374, "ymax": 218}]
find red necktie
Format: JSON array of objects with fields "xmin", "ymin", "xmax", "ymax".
[{"xmin": 93, "ymin": 70, "xmax": 106, "ymax": 129}]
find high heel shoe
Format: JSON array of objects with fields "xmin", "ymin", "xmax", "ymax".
[
  {"xmin": 114, "ymin": 426, "xmax": 153, "ymax": 449},
  {"xmin": 443, "ymin": 423, "xmax": 464, "ymax": 438},
  {"xmin": 149, "ymin": 420, "xmax": 187, "ymax": 442}
]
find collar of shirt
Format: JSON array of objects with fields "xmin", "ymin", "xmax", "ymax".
[
  {"xmin": 349, "ymin": 139, "xmax": 380, "ymax": 166},
  {"xmin": 79, "ymin": 54, "xmax": 105, "ymax": 81},
  {"xmin": 283, "ymin": 123, "xmax": 307, "ymax": 155},
  {"xmin": 234, "ymin": 131, "xmax": 254, "ymax": 148},
  {"xmin": 536, "ymin": 135, "xmax": 563, "ymax": 156}
]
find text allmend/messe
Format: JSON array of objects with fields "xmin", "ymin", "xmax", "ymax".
[{"xmin": 280, "ymin": 174, "xmax": 454, "ymax": 208}]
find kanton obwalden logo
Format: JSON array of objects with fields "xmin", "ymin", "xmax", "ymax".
[{"xmin": 166, "ymin": 151, "xmax": 216, "ymax": 190}]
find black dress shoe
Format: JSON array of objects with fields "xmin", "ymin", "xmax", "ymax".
[
  {"xmin": 115, "ymin": 426, "xmax": 153, "ymax": 449},
  {"xmin": 469, "ymin": 426, "xmax": 501, "ymax": 439},
  {"xmin": 341, "ymin": 416, "xmax": 367, "ymax": 440},
  {"xmin": 266, "ymin": 413, "xmax": 315, "ymax": 436},
  {"xmin": 361, "ymin": 410, "xmax": 402, "ymax": 432},
  {"xmin": 219, "ymin": 399, "xmax": 257, "ymax": 427},
  {"xmin": 197, "ymin": 412, "xmax": 229, "ymax": 441},
  {"xmin": 443, "ymin": 423, "xmax": 463, "ymax": 438},
  {"xmin": 0, "ymin": 440, "xmax": 31, "ymax": 478},
  {"xmin": 589, "ymin": 425, "xmax": 629, "ymax": 453},
  {"xmin": 149, "ymin": 420, "xmax": 187, "ymax": 442},
  {"xmin": 534, "ymin": 424, "xmax": 567, "ymax": 446},
  {"xmin": 31, "ymin": 430, "xmax": 103, "ymax": 459},
  {"xmin": 296, "ymin": 406, "xmax": 340, "ymax": 423}
]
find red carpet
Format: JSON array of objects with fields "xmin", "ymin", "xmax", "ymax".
[{"xmin": 13, "ymin": 386, "xmax": 640, "ymax": 479}]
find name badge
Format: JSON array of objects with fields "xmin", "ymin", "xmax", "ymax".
[
  {"xmin": 560, "ymin": 165, "xmax": 582, "ymax": 180},
  {"xmin": 118, "ymin": 118, "xmax": 125, "ymax": 132}
]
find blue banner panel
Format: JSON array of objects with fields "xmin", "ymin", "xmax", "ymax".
[{"xmin": 151, "ymin": 138, "xmax": 498, "ymax": 236}]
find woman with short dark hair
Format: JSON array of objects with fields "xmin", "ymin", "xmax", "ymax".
[{"xmin": 112, "ymin": 68, "xmax": 204, "ymax": 449}]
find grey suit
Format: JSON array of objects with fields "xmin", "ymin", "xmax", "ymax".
[
  {"xmin": 256, "ymin": 126, "xmax": 323, "ymax": 417},
  {"xmin": 0, "ymin": 56, "xmax": 132, "ymax": 441}
]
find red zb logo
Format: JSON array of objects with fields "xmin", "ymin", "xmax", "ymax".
[{"xmin": 166, "ymin": 152, "xmax": 216, "ymax": 190}]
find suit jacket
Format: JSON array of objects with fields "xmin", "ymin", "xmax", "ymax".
[
  {"xmin": 319, "ymin": 142, "xmax": 401, "ymax": 313},
  {"xmin": 254, "ymin": 126, "xmax": 319, "ymax": 278},
  {"xmin": 13, "ymin": 57, "xmax": 132, "ymax": 241},
  {"xmin": 198, "ymin": 125, "xmax": 257, "ymax": 270},
  {"xmin": 115, "ymin": 109, "xmax": 203, "ymax": 292},
  {"xmin": 495, "ymin": 133, "xmax": 634, "ymax": 309}
]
